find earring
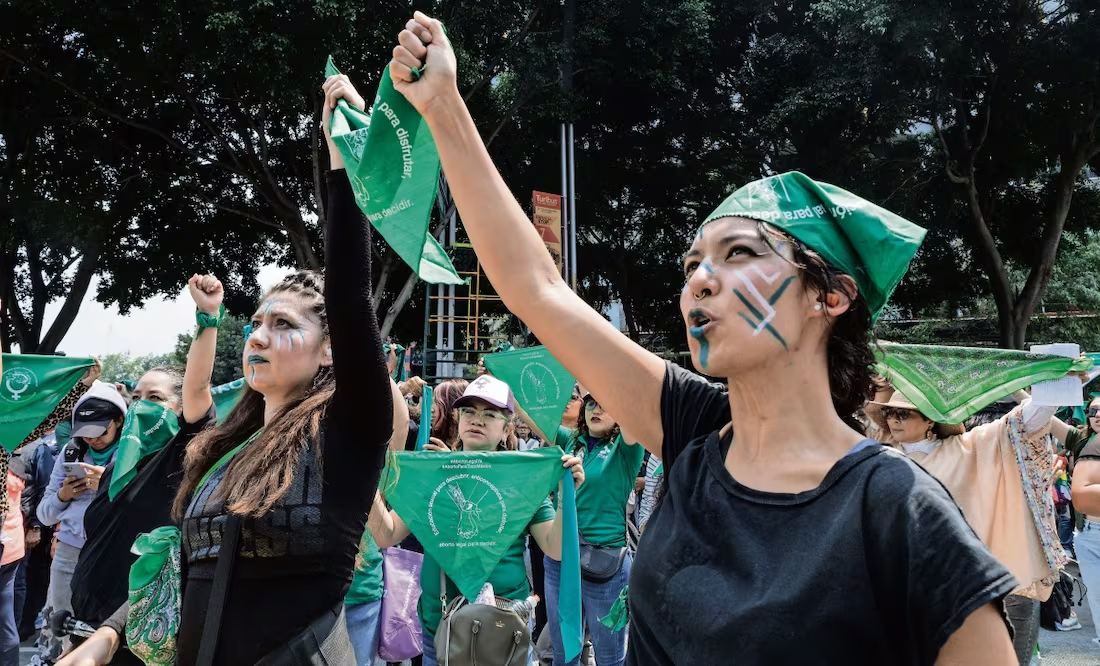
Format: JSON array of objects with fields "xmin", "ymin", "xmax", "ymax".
[
  {"xmin": 813, "ymin": 304, "xmax": 822, "ymax": 311},
  {"xmin": 325, "ymin": 347, "xmax": 332, "ymax": 357}
]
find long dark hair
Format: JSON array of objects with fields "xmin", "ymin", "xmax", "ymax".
[
  {"xmin": 759, "ymin": 223, "xmax": 875, "ymax": 432},
  {"xmin": 173, "ymin": 270, "xmax": 332, "ymax": 519}
]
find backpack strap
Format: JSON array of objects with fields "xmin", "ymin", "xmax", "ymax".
[{"xmin": 196, "ymin": 512, "xmax": 242, "ymax": 666}]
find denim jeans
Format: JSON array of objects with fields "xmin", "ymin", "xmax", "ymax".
[
  {"xmin": 345, "ymin": 599, "xmax": 382, "ymax": 666},
  {"xmin": 543, "ymin": 553, "xmax": 631, "ymax": 666},
  {"xmin": 1076, "ymin": 521, "xmax": 1100, "ymax": 642},
  {"xmin": 28, "ymin": 541, "xmax": 80, "ymax": 666},
  {"xmin": 0, "ymin": 561, "xmax": 18, "ymax": 666},
  {"xmin": 1057, "ymin": 504, "xmax": 1075, "ymax": 554}
]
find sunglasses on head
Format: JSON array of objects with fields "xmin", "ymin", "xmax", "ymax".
[
  {"xmin": 1088, "ymin": 407, "xmax": 1100, "ymax": 418},
  {"xmin": 457, "ymin": 406, "xmax": 509, "ymax": 422},
  {"xmin": 882, "ymin": 407, "xmax": 915, "ymax": 422}
]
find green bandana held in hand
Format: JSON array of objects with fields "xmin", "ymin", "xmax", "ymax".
[
  {"xmin": 383, "ymin": 448, "xmax": 564, "ymax": 599},
  {"xmin": 0, "ymin": 354, "xmax": 96, "ymax": 452},
  {"xmin": 483, "ymin": 347, "xmax": 576, "ymax": 441},
  {"xmin": 109, "ymin": 400, "xmax": 182, "ymax": 500},
  {"xmin": 325, "ymin": 57, "xmax": 463, "ymax": 285},
  {"xmin": 875, "ymin": 343, "xmax": 1094, "ymax": 424},
  {"xmin": 703, "ymin": 172, "xmax": 927, "ymax": 321}
]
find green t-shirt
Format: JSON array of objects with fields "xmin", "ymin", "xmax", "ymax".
[
  {"xmin": 345, "ymin": 528, "xmax": 384, "ymax": 606},
  {"xmin": 418, "ymin": 496, "xmax": 555, "ymax": 641},
  {"xmin": 554, "ymin": 426, "xmax": 646, "ymax": 548}
]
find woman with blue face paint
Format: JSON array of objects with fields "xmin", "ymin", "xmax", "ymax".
[
  {"xmin": 56, "ymin": 75, "xmax": 399, "ymax": 666},
  {"xmin": 385, "ymin": 12, "xmax": 1019, "ymax": 665}
]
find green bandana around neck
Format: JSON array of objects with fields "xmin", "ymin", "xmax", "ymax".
[
  {"xmin": 108, "ymin": 400, "xmax": 182, "ymax": 500},
  {"xmin": 482, "ymin": 347, "xmax": 576, "ymax": 441},
  {"xmin": 325, "ymin": 57, "xmax": 463, "ymax": 285},
  {"xmin": 703, "ymin": 172, "xmax": 926, "ymax": 321},
  {"xmin": 875, "ymin": 343, "xmax": 1094, "ymax": 424},
  {"xmin": 0, "ymin": 354, "xmax": 96, "ymax": 452},
  {"xmin": 87, "ymin": 438, "xmax": 119, "ymax": 467}
]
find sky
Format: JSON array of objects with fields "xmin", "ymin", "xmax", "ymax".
[{"xmin": 21, "ymin": 264, "xmax": 291, "ymax": 357}]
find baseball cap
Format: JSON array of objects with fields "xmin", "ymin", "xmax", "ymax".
[
  {"xmin": 452, "ymin": 375, "xmax": 515, "ymax": 414},
  {"xmin": 71, "ymin": 381, "xmax": 127, "ymax": 439}
]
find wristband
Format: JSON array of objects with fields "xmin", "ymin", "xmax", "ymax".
[{"xmin": 195, "ymin": 303, "xmax": 225, "ymax": 336}]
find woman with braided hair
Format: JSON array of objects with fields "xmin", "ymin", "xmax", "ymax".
[{"xmin": 58, "ymin": 74, "xmax": 399, "ymax": 666}]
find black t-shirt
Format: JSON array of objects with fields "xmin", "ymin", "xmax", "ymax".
[
  {"xmin": 626, "ymin": 363, "xmax": 1017, "ymax": 666},
  {"xmin": 71, "ymin": 404, "xmax": 216, "ymax": 628}
]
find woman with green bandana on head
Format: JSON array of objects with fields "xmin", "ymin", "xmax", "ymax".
[
  {"xmin": 368, "ymin": 374, "xmax": 584, "ymax": 666},
  {"xmin": 518, "ymin": 394, "xmax": 640, "ymax": 666},
  {"xmin": 387, "ymin": 12, "xmax": 1017, "ymax": 664}
]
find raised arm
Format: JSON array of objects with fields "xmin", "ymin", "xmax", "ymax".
[
  {"xmin": 321, "ymin": 75, "xmax": 392, "ymax": 445},
  {"xmin": 182, "ymin": 274, "xmax": 221, "ymax": 424},
  {"xmin": 389, "ymin": 14, "xmax": 666, "ymax": 455}
]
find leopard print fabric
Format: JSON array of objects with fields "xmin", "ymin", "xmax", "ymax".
[{"xmin": 0, "ymin": 383, "xmax": 89, "ymax": 515}]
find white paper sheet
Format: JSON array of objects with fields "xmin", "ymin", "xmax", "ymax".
[{"xmin": 1030, "ymin": 343, "xmax": 1082, "ymax": 406}]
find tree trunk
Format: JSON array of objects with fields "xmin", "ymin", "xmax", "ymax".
[
  {"xmin": 281, "ymin": 209, "xmax": 320, "ymax": 271},
  {"xmin": 39, "ymin": 236, "xmax": 103, "ymax": 353},
  {"xmin": 379, "ymin": 269, "xmax": 422, "ymax": 340}
]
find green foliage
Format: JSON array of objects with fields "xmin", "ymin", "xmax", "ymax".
[
  {"xmin": 171, "ymin": 314, "xmax": 248, "ymax": 386},
  {"xmin": 99, "ymin": 352, "xmax": 175, "ymax": 384}
]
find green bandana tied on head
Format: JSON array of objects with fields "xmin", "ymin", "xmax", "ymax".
[
  {"xmin": 109, "ymin": 400, "xmax": 182, "ymax": 500},
  {"xmin": 875, "ymin": 343, "xmax": 1094, "ymax": 424},
  {"xmin": 0, "ymin": 354, "xmax": 96, "ymax": 452},
  {"xmin": 325, "ymin": 57, "xmax": 463, "ymax": 285},
  {"xmin": 703, "ymin": 172, "xmax": 927, "ymax": 321}
]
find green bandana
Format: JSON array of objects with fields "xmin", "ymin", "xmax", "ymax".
[
  {"xmin": 53, "ymin": 420, "xmax": 72, "ymax": 448},
  {"xmin": 383, "ymin": 448, "xmax": 564, "ymax": 600},
  {"xmin": 599, "ymin": 586, "xmax": 629, "ymax": 631},
  {"xmin": 875, "ymin": 343, "xmax": 1094, "ymax": 424},
  {"xmin": 703, "ymin": 172, "xmax": 927, "ymax": 320},
  {"xmin": 127, "ymin": 525, "xmax": 182, "ymax": 665},
  {"xmin": 210, "ymin": 378, "xmax": 246, "ymax": 423},
  {"xmin": 88, "ymin": 440, "xmax": 119, "ymax": 467},
  {"xmin": 0, "ymin": 354, "xmax": 96, "ymax": 452},
  {"xmin": 483, "ymin": 347, "xmax": 576, "ymax": 441},
  {"xmin": 109, "ymin": 400, "xmax": 182, "ymax": 500},
  {"xmin": 325, "ymin": 57, "xmax": 463, "ymax": 285}
]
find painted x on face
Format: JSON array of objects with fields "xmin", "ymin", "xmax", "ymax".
[{"xmin": 680, "ymin": 217, "xmax": 809, "ymax": 375}]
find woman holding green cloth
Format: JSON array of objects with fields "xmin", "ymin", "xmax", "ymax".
[
  {"xmin": 58, "ymin": 74, "xmax": 397, "ymax": 666},
  {"xmin": 519, "ymin": 394, "xmax": 640, "ymax": 666},
  {"xmin": 65, "ymin": 275, "xmax": 224, "ymax": 665},
  {"xmin": 866, "ymin": 386, "xmax": 1072, "ymax": 665},
  {"xmin": 386, "ymin": 12, "xmax": 1017, "ymax": 664},
  {"xmin": 369, "ymin": 375, "xmax": 584, "ymax": 666}
]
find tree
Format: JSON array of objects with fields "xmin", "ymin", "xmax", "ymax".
[
  {"xmin": 171, "ymin": 314, "xmax": 248, "ymax": 386},
  {"xmin": 99, "ymin": 352, "xmax": 174, "ymax": 384},
  {"xmin": 734, "ymin": 0, "xmax": 1100, "ymax": 348}
]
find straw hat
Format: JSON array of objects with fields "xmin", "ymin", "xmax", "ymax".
[{"xmin": 865, "ymin": 390, "xmax": 965, "ymax": 440}]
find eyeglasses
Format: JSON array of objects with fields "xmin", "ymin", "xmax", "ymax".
[
  {"xmin": 1088, "ymin": 408, "xmax": 1100, "ymax": 418},
  {"xmin": 882, "ymin": 408, "xmax": 915, "ymax": 422},
  {"xmin": 457, "ymin": 406, "xmax": 509, "ymax": 422}
]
